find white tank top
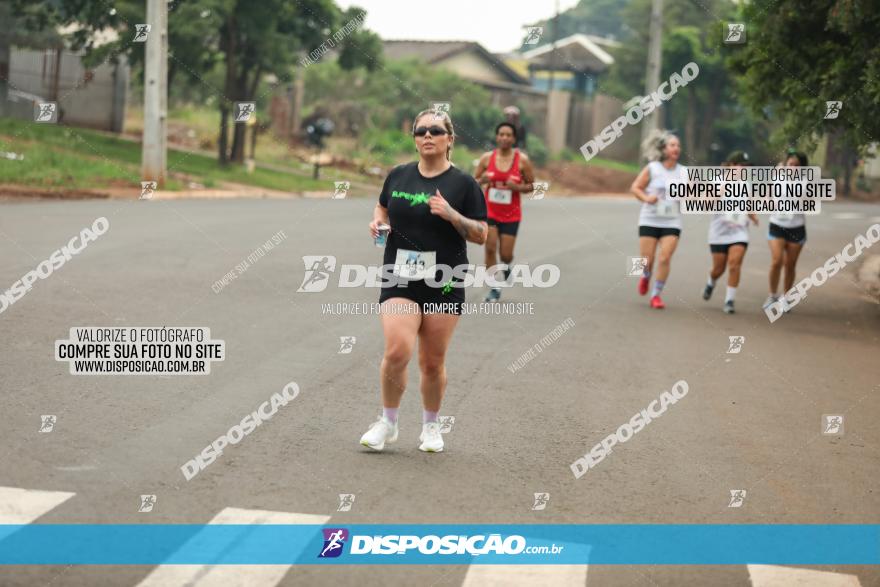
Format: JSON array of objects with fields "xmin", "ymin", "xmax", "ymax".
[
  {"xmin": 769, "ymin": 165, "xmax": 806, "ymax": 228},
  {"xmin": 769, "ymin": 212, "xmax": 806, "ymax": 229},
  {"xmin": 638, "ymin": 160, "xmax": 687, "ymax": 229},
  {"xmin": 708, "ymin": 214, "xmax": 750, "ymax": 245}
]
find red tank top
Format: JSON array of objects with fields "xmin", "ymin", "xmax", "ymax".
[{"xmin": 484, "ymin": 149, "xmax": 522, "ymax": 222}]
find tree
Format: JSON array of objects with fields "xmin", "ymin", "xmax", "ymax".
[
  {"xmin": 336, "ymin": 6, "xmax": 382, "ymax": 72},
  {"xmin": 8, "ymin": 0, "xmax": 381, "ymax": 164},
  {"xmin": 598, "ymin": 0, "xmax": 771, "ymax": 163},
  {"xmin": 301, "ymin": 58, "xmax": 503, "ymax": 152},
  {"xmin": 728, "ymin": 0, "xmax": 880, "ymax": 193},
  {"xmin": 521, "ymin": 0, "xmax": 630, "ymax": 47},
  {"xmin": 216, "ymin": 0, "xmax": 337, "ymax": 163}
]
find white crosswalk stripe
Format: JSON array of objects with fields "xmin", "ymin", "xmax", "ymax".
[
  {"xmin": 831, "ymin": 212, "xmax": 866, "ymax": 220},
  {"xmin": 748, "ymin": 564, "xmax": 862, "ymax": 586},
  {"xmin": 0, "ymin": 489, "xmax": 870, "ymax": 587},
  {"xmin": 0, "ymin": 486, "xmax": 76, "ymax": 524},
  {"xmin": 135, "ymin": 507, "xmax": 330, "ymax": 587},
  {"xmin": 462, "ymin": 564, "xmax": 588, "ymax": 586},
  {"xmin": 0, "ymin": 486, "xmax": 77, "ymax": 544}
]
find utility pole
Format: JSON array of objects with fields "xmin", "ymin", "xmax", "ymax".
[
  {"xmin": 641, "ymin": 0, "xmax": 663, "ymax": 151},
  {"xmin": 0, "ymin": 22, "xmax": 9, "ymax": 119},
  {"xmin": 547, "ymin": 0, "xmax": 559, "ymax": 91},
  {"xmin": 142, "ymin": 0, "xmax": 167, "ymax": 187}
]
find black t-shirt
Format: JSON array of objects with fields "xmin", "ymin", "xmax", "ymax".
[{"xmin": 378, "ymin": 162, "xmax": 487, "ymax": 275}]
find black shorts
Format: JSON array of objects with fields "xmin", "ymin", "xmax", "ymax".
[
  {"xmin": 639, "ymin": 225, "xmax": 681, "ymax": 239},
  {"xmin": 768, "ymin": 222, "xmax": 807, "ymax": 245},
  {"xmin": 378, "ymin": 278, "xmax": 464, "ymax": 315},
  {"xmin": 488, "ymin": 218, "xmax": 520, "ymax": 237},
  {"xmin": 710, "ymin": 242, "xmax": 748, "ymax": 254}
]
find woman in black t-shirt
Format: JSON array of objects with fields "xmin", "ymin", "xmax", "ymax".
[{"xmin": 360, "ymin": 109, "xmax": 488, "ymax": 454}]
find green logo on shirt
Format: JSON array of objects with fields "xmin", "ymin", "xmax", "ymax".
[{"xmin": 391, "ymin": 190, "xmax": 431, "ymax": 206}]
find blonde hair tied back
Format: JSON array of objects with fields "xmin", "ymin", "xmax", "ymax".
[{"xmin": 641, "ymin": 129, "xmax": 678, "ymax": 162}]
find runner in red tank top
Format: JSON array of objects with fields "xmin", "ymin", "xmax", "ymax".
[{"xmin": 474, "ymin": 122, "xmax": 536, "ymax": 302}]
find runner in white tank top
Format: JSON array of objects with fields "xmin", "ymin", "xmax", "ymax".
[
  {"xmin": 702, "ymin": 151, "xmax": 758, "ymax": 314},
  {"xmin": 630, "ymin": 131, "xmax": 687, "ymax": 309},
  {"xmin": 764, "ymin": 150, "xmax": 809, "ymax": 312}
]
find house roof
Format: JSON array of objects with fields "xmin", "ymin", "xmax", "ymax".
[
  {"xmin": 522, "ymin": 33, "xmax": 617, "ymax": 73},
  {"xmin": 382, "ymin": 40, "xmax": 530, "ymax": 86}
]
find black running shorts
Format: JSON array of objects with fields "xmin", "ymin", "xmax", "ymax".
[{"xmin": 639, "ymin": 225, "xmax": 681, "ymax": 239}]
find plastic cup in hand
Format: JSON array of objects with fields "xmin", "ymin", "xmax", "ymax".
[{"xmin": 375, "ymin": 223, "xmax": 390, "ymax": 247}]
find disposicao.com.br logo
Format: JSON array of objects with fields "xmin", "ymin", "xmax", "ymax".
[{"xmin": 317, "ymin": 529, "xmax": 565, "ymax": 558}]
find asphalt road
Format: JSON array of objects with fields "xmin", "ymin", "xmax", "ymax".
[{"xmin": 1, "ymin": 195, "xmax": 878, "ymax": 586}]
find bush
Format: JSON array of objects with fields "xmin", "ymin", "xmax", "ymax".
[
  {"xmin": 303, "ymin": 59, "xmax": 507, "ymax": 153},
  {"xmin": 525, "ymin": 135, "xmax": 548, "ymax": 167},
  {"xmin": 361, "ymin": 127, "xmax": 412, "ymax": 165},
  {"xmin": 450, "ymin": 104, "xmax": 505, "ymax": 150},
  {"xmin": 450, "ymin": 146, "xmax": 482, "ymax": 174},
  {"xmin": 550, "ymin": 147, "xmax": 581, "ymax": 163}
]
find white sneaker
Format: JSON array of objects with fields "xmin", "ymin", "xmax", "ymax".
[
  {"xmin": 762, "ymin": 295, "xmax": 779, "ymax": 310},
  {"xmin": 418, "ymin": 422, "xmax": 444, "ymax": 452},
  {"xmin": 360, "ymin": 416, "xmax": 398, "ymax": 451}
]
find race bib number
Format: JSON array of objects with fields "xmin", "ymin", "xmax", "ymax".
[
  {"xmin": 393, "ymin": 249, "xmax": 436, "ymax": 280},
  {"xmin": 725, "ymin": 213, "xmax": 749, "ymax": 227},
  {"xmin": 488, "ymin": 187, "xmax": 513, "ymax": 205},
  {"xmin": 655, "ymin": 200, "xmax": 679, "ymax": 218}
]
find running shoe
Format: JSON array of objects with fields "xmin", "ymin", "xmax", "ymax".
[
  {"xmin": 484, "ymin": 288, "xmax": 501, "ymax": 303},
  {"xmin": 723, "ymin": 300, "xmax": 735, "ymax": 314},
  {"xmin": 650, "ymin": 295, "xmax": 665, "ymax": 309},
  {"xmin": 418, "ymin": 422, "xmax": 444, "ymax": 452},
  {"xmin": 762, "ymin": 295, "xmax": 779, "ymax": 310},
  {"xmin": 702, "ymin": 283, "xmax": 714, "ymax": 301},
  {"xmin": 360, "ymin": 416, "xmax": 398, "ymax": 451},
  {"xmin": 638, "ymin": 276, "xmax": 650, "ymax": 296}
]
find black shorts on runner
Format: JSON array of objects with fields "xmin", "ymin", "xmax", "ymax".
[
  {"xmin": 379, "ymin": 278, "xmax": 464, "ymax": 315},
  {"xmin": 488, "ymin": 218, "xmax": 520, "ymax": 237},
  {"xmin": 768, "ymin": 222, "xmax": 807, "ymax": 245},
  {"xmin": 639, "ymin": 226, "xmax": 681, "ymax": 239},
  {"xmin": 709, "ymin": 242, "xmax": 749, "ymax": 254}
]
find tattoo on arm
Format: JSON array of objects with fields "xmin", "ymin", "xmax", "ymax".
[{"xmin": 448, "ymin": 206, "xmax": 487, "ymax": 243}]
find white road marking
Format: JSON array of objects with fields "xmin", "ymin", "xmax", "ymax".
[
  {"xmin": 831, "ymin": 213, "xmax": 865, "ymax": 220},
  {"xmin": 135, "ymin": 507, "xmax": 329, "ymax": 587},
  {"xmin": 54, "ymin": 465, "xmax": 98, "ymax": 472},
  {"xmin": 748, "ymin": 564, "xmax": 862, "ymax": 586},
  {"xmin": 0, "ymin": 486, "xmax": 75, "ymax": 524},
  {"xmin": 462, "ymin": 564, "xmax": 588, "ymax": 586}
]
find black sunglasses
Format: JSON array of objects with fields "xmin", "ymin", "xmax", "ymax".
[{"xmin": 413, "ymin": 126, "xmax": 449, "ymax": 137}]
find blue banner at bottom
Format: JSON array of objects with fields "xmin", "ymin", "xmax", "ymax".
[{"xmin": 0, "ymin": 524, "xmax": 877, "ymax": 565}]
